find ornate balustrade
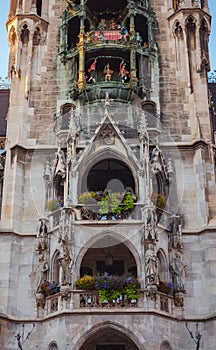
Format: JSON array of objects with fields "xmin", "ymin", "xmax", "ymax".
[
  {"xmin": 47, "ymin": 203, "xmax": 143, "ymax": 230},
  {"xmin": 47, "ymin": 204, "xmax": 176, "ymax": 231},
  {"xmin": 42, "ymin": 289, "xmax": 175, "ymax": 317}
]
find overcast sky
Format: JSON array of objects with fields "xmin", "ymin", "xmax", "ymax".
[{"xmin": 0, "ymin": 1, "xmax": 215, "ymax": 78}]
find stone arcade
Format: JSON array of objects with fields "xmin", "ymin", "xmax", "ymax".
[{"xmin": 0, "ymin": 0, "xmax": 216, "ymax": 349}]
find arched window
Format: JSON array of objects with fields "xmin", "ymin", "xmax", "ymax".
[
  {"xmin": 160, "ymin": 340, "xmax": 172, "ymax": 350},
  {"xmin": 51, "ymin": 251, "xmax": 60, "ymax": 285},
  {"xmin": 157, "ymin": 249, "xmax": 168, "ymax": 283},
  {"xmin": 21, "ymin": 24, "xmax": 30, "ymax": 45},
  {"xmin": 48, "ymin": 342, "xmax": 58, "ymax": 350}
]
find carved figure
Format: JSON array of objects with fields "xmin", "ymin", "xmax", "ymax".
[
  {"xmin": 118, "ymin": 25, "xmax": 129, "ymax": 42},
  {"xmin": 145, "ymin": 244, "xmax": 159, "ymax": 286},
  {"xmin": 35, "ymin": 254, "xmax": 49, "ymax": 293},
  {"xmin": 135, "ymin": 32, "xmax": 143, "ymax": 46},
  {"xmin": 37, "ymin": 219, "xmax": 48, "ymax": 252},
  {"xmin": 119, "ymin": 60, "xmax": 130, "ymax": 83},
  {"xmin": 97, "ymin": 18, "xmax": 107, "ymax": 30},
  {"xmin": 169, "ymin": 215, "xmax": 183, "ymax": 250},
  {"xmin": 87, "ymin": 59, "xmax": 97, "ymax": 83},
  {"xmin": 59, "ymin": 245, "xmax": 73, "ymax": 285},
  {"xmin": 143, "ymin": 207, "xmax": 158, "ymax": 243},
  {"xmin": 109, "ymin": 18, "xmax": 117, "ymax": 30},
  {"xmin": 103, "ymin": 63, "xmax": 113, "ymax": 81},
  {"xmin": 171, "ymin": 252, "xmax": 186, "ymax": 291}
]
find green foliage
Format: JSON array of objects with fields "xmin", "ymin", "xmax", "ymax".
[
  {"xmin": 99, "ymin": 192, "xmax": 122, "ymax": 216},
  {"xmin": 123, "ymin": 192, "xmax": 135, "ymax": 211},
  {"xmin": 123, "ymin": 284, "xmax": 140, "ymax": 300},
  {"xmin": 98, "ymin": 191, "xmax": 135, "ymax": 217},
  {"xmin": 75, "ymin": 275, "xmax": 95, "ymax": 291},
  {"xmin": 98, "ymin": 289, "xmax": 121, "ymax": 303},
  {"xmin": 95, "ymin": 273, "xmax": 140, "ymax": 302},
  {"xmin": 75, "ymin": 273, "xmax": 141, "ymax": 302},
  {"xmin": 77, "ymin": 191, "xmax": 135, "ymax": 219},
  {"xmin": 156, "ymin": 194, "xmax": 166, "ymax": 209}
]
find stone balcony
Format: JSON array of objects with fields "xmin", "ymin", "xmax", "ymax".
[
  {"xmin": 39, "ymin": 289, "xmax": 181, "ymax": 319},
  {"xmin": 47, "ymin": 204, "xmax": 172, "ymax": 231}
]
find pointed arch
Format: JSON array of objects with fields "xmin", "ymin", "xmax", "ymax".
[
  {"xmin": 48, "ymin": 342, "xmax": 58, "ymax": 350},
  {"xmin": 76, "ymin": 321, "xmax": 145, "ymax": 350},
  {"xmin": 157, "ymin": 248, "xmax": 168, "ymax": 283},
  {"xmin": 77, "ymin": 148, "xmax": 139, "ymax": 196},
  {"xmin": 160, "ymin": 340, "xmax": 173, "ymax": 350},
  {"xmin": 51, "ymin": 249, "xmax": 60, "ymax": 284},
  {"xmin": 75, "ymin": 230, "xmax": 141, "ymax": 280}
]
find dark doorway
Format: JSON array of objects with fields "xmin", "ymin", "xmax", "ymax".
[
  {"xmin": 96, "ymin": 260, "xmax": 124, "ymax": 275},
  {"xmin": 97, "ymin": 346, "xmax": 125, "ymax": 350}
]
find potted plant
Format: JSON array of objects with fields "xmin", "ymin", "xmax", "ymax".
[
  {"xmin": 40, "ymin": 280, "xmax": 60, "ymax": 297},
  {"xmin": 98, "ymin": 191, "xmax": 135, "ymax": 219},
  {"xmin": 75, "ymin": 275, "xmax": 95, "ymax": 291},
  {"xmin": 158, "ymin": 281, "xmax": 174, "ymax": 295}
]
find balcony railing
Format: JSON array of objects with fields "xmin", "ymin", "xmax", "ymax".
[
  {"xmin": 43, "ymin": 289, "xmax": 175, "ymax": 317},
  {"xmin": 47, "ymin": 204, "xmax": 174, "ymax": 231},
  {"xmin": 47, "ymin": 203, "xmax": 144, "ymax": 230}
]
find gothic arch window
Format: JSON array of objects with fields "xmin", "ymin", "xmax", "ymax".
[
  {"xmin": 48, "ymin": 342, "xmax": 58, "ymax": 350},
  {"xmin": 186, "ymin": 16, "xmax": 196, "ymax": 92},
  {"xmin": 33, "ymin": 27, "xmax": 41, "ymax": 45},
  {"xmin": 51, "ymin": 251, "xmax": 60, "ymax": 284},
  {"xmin": 21, "ymin": 24, "xmax": 30, "ymax": 45},
  {"xmin": 59, "ymin": 103, "xmax": 72, "ymax": 130},
  {"xmin": 142, "ymin": 101, "xmax": 157, "ymax": 121},
  {"xmin": 174, "ymin": 21, "xmax": 183, "ymax": 40},
  {"xmin": 199, "ymin": 18, "xmax": 210, "ymax": 70},
  {"xmin": 160, "ymin": 340, "xmax": 172, "ymax": 350},
  {"xmin": 36, "ymin": 0, "xmax": 42, "ymax": 16},
  {"xmin": 54, "ymin": 172, "xmax": 64, "ymax": 202},
  {"xmin": 85, "ymin": 159, "xmax": 135, "ymax": 193}
]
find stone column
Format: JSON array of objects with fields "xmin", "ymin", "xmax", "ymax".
[
  {"xmin": 31, "ymin": 0, "xmax": 37, "ymax": 13},
  {"xmin": 16, "ymin": 0, "xmax": 23, "ymax": 14},
  {"xmin": 42, "ymin": 0, "xmax": 49, "ymax": 20}
]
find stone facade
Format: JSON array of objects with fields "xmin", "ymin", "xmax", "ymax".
[{"xmin": 0, "ymin": 0, "xmax": 216, "ymax": 349}]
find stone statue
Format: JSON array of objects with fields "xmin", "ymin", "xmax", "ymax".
[
  {"xmin": 145, "ymin": 244, "xmax": 159, "ymax": 286},
  {"xmin": 143, "ymin": 206, "xmax": 158, "ymax": 243},
  {"xmin": 59, "ymin": 245, "xmax": 73, "ymax": 286},
  {"xmin": 169, "ymin": 215, "xmax": 183, "ymax": 250},
  {"xmin": 171, "ymin": 252, "xmax": 186, "ymax": 292},
  {"xmin": 35, "ymin": 254, "xmax": 49, "ymax": 294},
  {"xmin": 37, "ymin": 219, "xmax": 48, "ymax": 252}
]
